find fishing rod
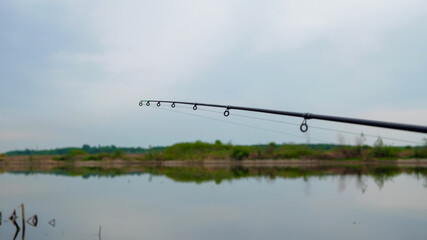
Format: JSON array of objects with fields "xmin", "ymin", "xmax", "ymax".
[{"xmin": 139, "ymin": 100, "xmax": 427, "ymax": 134}]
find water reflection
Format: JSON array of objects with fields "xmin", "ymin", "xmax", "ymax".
[
  {"xmin": 2, "ymin": 162, "xmax": 427, "ymax": 191},
  {"xmin": 1, "ymin": 204, "xmax": 102, "ymax": 240},
  {"xmin": 1, "ymin": 162, "xmax": 427, "ymax": 240},
  {"xmin": 0, "ymin": 203, "xmax": 55, "ymax": 240}
]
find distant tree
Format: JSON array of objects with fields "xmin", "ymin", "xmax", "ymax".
[
  {"xmin": 355, "ymin": 133, "xmax": 366, "ymax": 155},
  {"xmin": 371, "ymin": 137, "xmax": 396, "ymax": 158},
  {"xmin": 265, "ymin": 142, "xmax": 276, "ymax": 157},
  {"xmin": 374, "ymin": 137, "xmax": 384, "ymax": 148},
  {"xmin": 355, "ymin": 133, "xmax": 366, "ymax": 147},
  {"xmin": 337, "ymin": 134, "xmax": 346, "ymax": 146},
  {"xmin": 82, "ymin": 144, "xmax": 91, "ymax": 152}
]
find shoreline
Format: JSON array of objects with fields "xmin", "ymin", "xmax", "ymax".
[{"xmin": 2, "ymin": 156, "xmax": 427, "ymax": 169}]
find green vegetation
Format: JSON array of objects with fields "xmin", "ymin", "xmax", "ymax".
[
  {"xmin": 6, "ymin": 144, "xmax": 165, "ymax": 156},
  {"xmin": 52, "ymin": 149, "xmax": 128, "ymax": 161},
  {"xmin": 4, "ymin": 138, "xmax": 427, "ymax": 161},
  {"xmin": 414, "ymin": 139, "xmax": 427, "ymax": 158},
  {"xmin": 141, "ymin": 139, "xmax": 427, "ymax": 161}
]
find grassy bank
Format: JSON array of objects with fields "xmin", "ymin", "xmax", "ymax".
[{"xmin": 3, "ymin": 139, "xmax": 427, "ymax": 162}]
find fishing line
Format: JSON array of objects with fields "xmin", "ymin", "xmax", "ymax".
[
  {"xmin": 140, "ymin": 99, "xmax": 427, "ymax": 134},
  {"xmin": 227, "ymin": 113, "xmax": 420, "ymax": 145},
  {"xmin": 175, "ymin": 105, "xmax": 421, "ymax": 145},
  {"xmin": 147, "ymin": 105, "xmax": 331, "ymax": 143},
  {"xmin": 230, "ymin": 114, "xmax": 423, "ymax": 145}
]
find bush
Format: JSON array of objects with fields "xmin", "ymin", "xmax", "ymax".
[
  {"xmin": 370, "ymin": 137, "xmax": 400, "ymax": 158},
  {"xmin": 230, "ymin": 147, "xmax": 249, "ymax": 160},
  {"xmin": 276, "ymin": 145, "xmax": 313, "ymax": 159},
  {"xmin": 112, "ymin": 150, "xmax": 125, "ymax": 159},
  {"xmin": 69, "ymin": 149, "xmax": 88, "ymax": 156},
  {"xmin": 61, "ymin": 149, "xmax": 88, "ymax": 161},
  {"xmin": 84, "ymin": 154, "xmax": 103, "ymax": 161}
]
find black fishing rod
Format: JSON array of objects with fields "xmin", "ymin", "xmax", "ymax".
[{"xmin": 139, "ymin": 100, "xmax": 427, "ymax": 134}]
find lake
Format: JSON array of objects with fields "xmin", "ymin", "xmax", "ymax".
[{"xmin": 1, "ymin": 162, "xmax": 426, "ymax": 240}]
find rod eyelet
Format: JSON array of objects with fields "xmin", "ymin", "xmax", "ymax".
[
  {"xmin": 300, "ymin": 119, "xmax": 308, "ymax": 132},
  {"xmin": 193, "ymin": 104, "xmax": 197, "ymax": 110},
  {"xmin": 224, "ymin": 106, "xmax": 231, "ymax": 117},
  {"xmin": 171, "ymin": 102, "xmax": 176, "ymax": 108},
  {"xmin": 139, "ymin": 101, "xmax": 143, "ymax": 106},
  {"xmin": 146, "ymin": 101, "xmax": 150, "ymax": 106},
  {"xmin": 157, "ymin": 102, "xmax": 161, "ymax": 107}
]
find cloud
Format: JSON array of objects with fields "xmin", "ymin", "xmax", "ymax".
[
  {"xmin": 0, "ymin": 130, "xmax": 44, "ymax": 141},
  {"xmin": 1, "ymin": 0, "xmax": 427, "ymax": 152}
]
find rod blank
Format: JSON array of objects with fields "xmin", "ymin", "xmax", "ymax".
[{"xmin": 139, "ymin": 100, "xmax": 427, "ymax": 134}]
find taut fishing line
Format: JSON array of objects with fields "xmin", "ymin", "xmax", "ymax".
[
  {"xmin": 140, "ymin": 99, "xmax": 427, "ymax": 145},
  {"xmin": 178, "ymin": 106, "xmax": 422, "ymax": 145},
  {"xmin": 147, "ymin": 105, "xmax": 329, "ymax": 143}
]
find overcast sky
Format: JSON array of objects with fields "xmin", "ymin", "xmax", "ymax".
[{"xmin": 1, "ymin": 0, "xmax": 427, "ymax": 152}]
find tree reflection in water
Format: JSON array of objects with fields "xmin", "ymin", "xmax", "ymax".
[{"xmin": 2, "ymin": 161, "xmax": 427, "ymax": 192}]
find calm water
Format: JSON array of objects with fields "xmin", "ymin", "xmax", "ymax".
[{"xmin": 1, "ymin": 167, "xmax": 427, "ymax": 240}]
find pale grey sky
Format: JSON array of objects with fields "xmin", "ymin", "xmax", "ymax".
[{"xmin": 1, "ymin": 0, "xmax": 427, "ymax": 152}]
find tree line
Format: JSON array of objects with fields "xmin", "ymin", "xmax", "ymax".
[{"xmin": 5, "ymin": 139, "xmax": 427, "ymax": 161}]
